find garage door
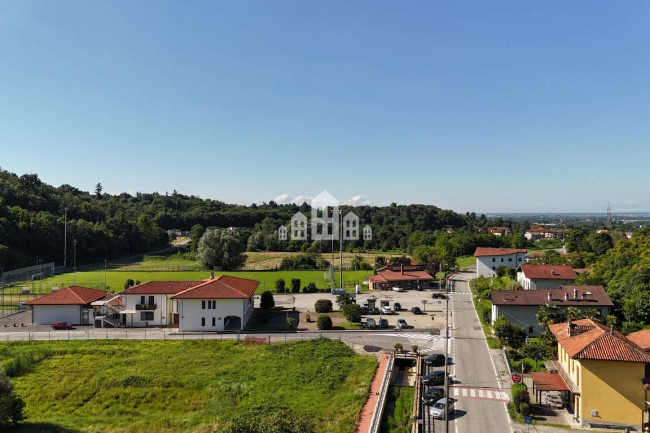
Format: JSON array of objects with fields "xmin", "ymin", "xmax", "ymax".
[{"xmin": 32, "ymin": 305, "xmax": 81, "ymax": 325}]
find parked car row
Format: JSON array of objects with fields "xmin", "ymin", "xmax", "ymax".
[
  {"xmin": 365, "ymin": 317, "xmax": 410, "ymax": 329},
  {"xmin": 420, "ymin": 352, "xmax": 457, "ymax": 420}
]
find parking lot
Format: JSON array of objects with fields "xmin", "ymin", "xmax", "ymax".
[{"xmin": 270, "ymin": 288, "xmax": 450, "ymax": 330}]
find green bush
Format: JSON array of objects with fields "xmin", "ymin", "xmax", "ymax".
[
  {"xmin": 316, "ymin": 315, "xmax": 332, "ymax": 330},
  {"xmin": 0, "ymin": 368, "xmax": 24, "ymax": 426},
  {"xmin": 221, "ymin": 408, "xmax": 314, "ymax": 433},
  {"xmin": 519, "ymin": 402, "xmax": 531, "ymax": 417},
  {"xmin": 275, "ymin": 279, "xmax": 286, "ymax": 293},
  {"xmin": 511, "ymin": 383, "xmax": 530, "ymax": 410},
  {"xmin": 314, "ymin": 299, "xmax": 333, "ymax": 313},
  {"xmin": 341, "ymin": 304, "xmax": 362, "ymax": 322},
  {"xmin": 124, "ymin": 279, "xmax": 135, "ymax": 289},
  {"xmin": 394, "ymin": 343, "xmax": 403, "ymax": 352},
  {"xmin": 506, "ymin": 401, "xmax": 524, "ymax": 423},
  {"xmin": 260, "ymin": 291, "xmax": 275, "ymax": 310},
  {"xmin": 511, "ymin": 358, "xmax": 536, "ymax": 373},
  {"xmin": 290, "ymin": 278, "xmax": 301, "ymax": 293},
  {"xmin": 303, "ymin": 282, "xmax": 318, "ymax": 293}
]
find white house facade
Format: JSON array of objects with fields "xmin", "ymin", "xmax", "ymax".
[
  {"xmin": 474, "ymin": 247, "xmax": 528, "ymax": 277},
  {"xmin": 25, "ymin": 286, "xmax": 110, "ymax": 325},
  {"xmin": 118, "ymin": 281, "xmax": 202, "ymax": 327},
  {"xmin": 173, "ymin": 275, "xmax": 258, "ymax": 332}
]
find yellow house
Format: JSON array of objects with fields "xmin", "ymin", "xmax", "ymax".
[{"xmin": 549, "ymin": 319, "xmax": 650, "ymax": 430}]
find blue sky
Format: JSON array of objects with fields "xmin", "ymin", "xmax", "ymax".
[{"xmin": 0, "ymin": 1, "xmax": 648, "ymax": 213}]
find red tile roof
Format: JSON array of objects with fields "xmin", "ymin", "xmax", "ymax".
[
  {"xmin": 626, "ymin": 329, "xmax": 650, "ymax": 351},
  {"xmin": 488, "ymin": 227, "xmax": 511, "ymax": 233},
  {"xmin": 550, "ymin": 319, "xmax": 650, "ymax": 363},
  {"xmin": 517, "ymin": 264, "xmax": 577, "ymax": 280},
  {"xmin": 173, "ymin": 275, "xmax": 259, "ymax": 299},
  {"xmin": 25, "ymin": 286, "xmax": 110, "ymax": 306},
  {"xmin": 369, "ymin": 269, "xmax": 434, "ymax": 283},
  {"xmin": 120, "ymin": 281, "xmax": 203, "ymax": 295},
  {"xmin": 530, "ymin": 372, "xmax": 569, "ymax": 392},
  {"xmin": 474, "ymin": 247, "xmax": 527, "ymax": 257},
  {"xmin": 490, "ymin": 286, "xmax": 613, "ymax": 307}
]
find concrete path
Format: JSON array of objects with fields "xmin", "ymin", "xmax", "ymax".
[{"xmin": 356, "ymin": 354, "xmax": 390, "ymax": 433}]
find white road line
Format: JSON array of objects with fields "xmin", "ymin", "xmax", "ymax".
[
  {"xmin": 462, "ymin": 388, "xmax": 468, "ymax": 397},
  {"xmin": 478, "ymin": 389, "xmax": 485, "ymax": 398},
  {"xmin": 470, "ymin": 388, "xmax": 476, "ymax": 397},
  {"xmin": 486, "ymin": 390, "xmax": 494, "ymax": 399}
]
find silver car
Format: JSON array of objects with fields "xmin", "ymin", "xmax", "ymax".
[
  {"xmin": 396, "ymin": 318, "xmax": 408, "ymax": 329},
  {"xmin": 429, "ymin": 398, "xmax": 454, "ymax": 420}
]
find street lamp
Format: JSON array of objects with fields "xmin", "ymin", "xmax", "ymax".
[
  {"xmin": 73, "ymin": 239, "xmax": 77, "ymax": 284},
  {"xmin": 63, "ymin": 207, "xmax": 68, "ymax": 268}
]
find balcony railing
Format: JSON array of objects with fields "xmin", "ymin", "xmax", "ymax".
[
  {"xmin": 135, "ymin": 304, "xmax": 157, "ymax": 311},
  {"xmin": 552, "ymin": 360, "xmax": 580, "ymax": 394}
]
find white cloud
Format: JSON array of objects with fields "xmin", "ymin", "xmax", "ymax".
[
  {"xmin": 273, "ymin": 193, "xmax": 292, "ymax": 204},
  {"xmin": 292, "ymin": 195, "xmax": 313, "ymax": 205},
  {"xmin": 343, "ymin": 195, "xmax": 372, "ymax": 206}
]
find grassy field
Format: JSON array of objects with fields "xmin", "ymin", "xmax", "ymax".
[
  {"xmin": 243, "ymin": 251, "xmax": 388, "ymax": 270},
  {"xmin": 456, "ymin": 255, "xmax": 475, "ymax": 270},
  {"xmin": 7, "ymin": 269, "xmax": 372, "ymax": 295},
  {"xmin": 2, "ymin": 339, "xmax": 376, "ymax": 433}
]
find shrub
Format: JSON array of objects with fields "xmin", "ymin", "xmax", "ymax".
[
  {"xmin": 221, "ymin": 408, "xmax": 314, "ymax": 433},
  {"xmin": 124, "ymin": 279, "xmax": 135, "ymax": 289},
  {"xmin": 411, "ymin": 345, "xmax": 418, "ymax": 353},
  {"xmin": 314, "ymin": 299, "xmax": 333, "ymax": 313},
  {"xmin": 317, "ymin": 315, "xmax": 332, "ymax": 330},
  {"xmin": 275, "ymin": 279, "xmax": 286, "ymax": 293},
  {"xmin": 336, "ymin": 293, "xmax": 354, "ymax": 308},
  {"xmin": 290, "ymin": 278, "xmax": 301, "ymax": 293},
  {"xmin": 260, "ymin": 291, "xmax": 275, "ymax": 310},
  {"xmin": 303, "ymin": 282, "xmax": 318, "ymax": 293},
  {"xmin": 287, "ymin": 317, "xmax": 296, "ymax": 330},
  {"xmin": 506, "ymin": 401, "xmax": 524, "ymax": 423},
  {"xmin": 341, "ymin": 304, "xmax": 362, "ymax": 323},
  {"xmin": 511, "ymin": 383, "xmax": 530, "ymax": 410},
  {"xmin": 0, "ymin": 369, "xmax": 24, "ymax": 426},
  {"xmin": 512, "ymin": 358, "xmax": 536, "ymax": 373},
  {"xmin": 519, "ymin": 402, "xmax": 531, "ymax": 417},
  {"xmin": 394, "ymin": 343, "xmax": 403, "ymax": 352},
  {"xmin": 493, "ymin": 316, "xmax": 527, "ymax": 349}
]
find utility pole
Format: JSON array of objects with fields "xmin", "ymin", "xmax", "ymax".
[
  {"xmin": 443, "ymin": 266, "xmax": 450, "ymax": 433},
  {"xmin": 73, "ymin": 239, "xmax": 77, "ymax": 284},
  {"xmin": 63, "ymin": 207, "xmax": 68, "ymax": 268},
  {"xmin": 339, "ymin": 211, "xmax": 343, "ymax": 289}
]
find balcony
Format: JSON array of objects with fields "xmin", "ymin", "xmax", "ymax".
[
  {"xmin": 551, "ymin": 360, "xmax": 580, "ymax": 395},
  {"xmin": 135, "ymin": 304, "xmax": 157, "ymax": 311}
]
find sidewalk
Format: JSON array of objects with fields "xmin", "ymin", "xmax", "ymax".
[{"xmin": 356, "ymin": 354, "xmax": 390, "ymax": 433}]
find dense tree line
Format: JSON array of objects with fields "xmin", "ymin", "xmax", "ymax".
[{"xmin": 0, "ymin": 168, "xmax": 536, "ymax": 272}]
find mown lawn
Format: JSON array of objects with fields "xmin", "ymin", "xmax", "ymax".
[
  {"xmin": 10, "ymin": 269, "xmax": 371, "ymax": 295},
  {"xmin": 1, "ymin": 339, "xmax": 377, "ymax": 433}
]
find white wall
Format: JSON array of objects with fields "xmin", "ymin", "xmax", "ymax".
[
  {"xmin": 476, "ymin": 252, "xmax": 526, "ymax": 277},
  {"xmin": 178, "ymin": 297, "xmax": 253, "ymax": 332},
  {"xmin": 516, "ymin": 274, "xmax": 575, "ymax": 291},
  {"xmin": 121, "ymin": 294, "xmax": 171, "ymax": 327},
  {"xmin": 32, "ymin": 305, "xmax": 81, "ymax": 325}
]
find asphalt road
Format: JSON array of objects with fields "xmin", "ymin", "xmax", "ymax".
[{"xmin": 447, "ymin": 271, "xmax": 512, "ymax": 433}]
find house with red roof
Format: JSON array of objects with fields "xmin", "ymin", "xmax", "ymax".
[
  {"xmin": 25, "ymin": 286, "xmax": 111, "ymax": 325},
  {"xmin": 368, "ymin": 264, "xmax": 434, "ymax": 291},
  {"xmin": 473, "ymin": 247, "xmax": 527, "ymax": 278},
  {"xmin": 548, "ymin": 319, "xmax": 650, "ymax": 430},
  {"xmin": 490, "ymin": 286, "xmax": 613, "ymax": 336},
  {"xmin": 516, "ymin": 264, "xmax": 577, "ymax": 290},
  {"xmin": 487, "ymin": 226, "xmax": 511, "ymax": 236},
  {"xmin": 172, "ymin": 275, "xmax": 259, "ymax": 332}
]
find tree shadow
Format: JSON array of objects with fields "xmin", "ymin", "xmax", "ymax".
[{"xmin": 13, "ymin": 422, "xmax": 81, "ymax": 433}]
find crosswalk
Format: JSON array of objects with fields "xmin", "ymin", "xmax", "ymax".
[
  {"xmin": 449, "ymin": 386, "xmax": 509, "ymax": 402},
  {"xmin": 375, "ymin": 333, "xmax": 443, "ymax": 341}
]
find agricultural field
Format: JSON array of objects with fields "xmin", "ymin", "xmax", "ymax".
[
  {"xmin": 2, "ymin": 339, "xmax": 377, "ymax": 433},
  {"xmin": 243, "ymin": 251, "xmax": 391, "ymax": 270},
  {"xmin": 456, "ymin": 255, "xmax": 475, "ymax": 270}
]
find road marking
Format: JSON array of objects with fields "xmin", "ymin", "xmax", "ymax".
[
  {"xmin": 375, "ymin": 333, "xmax": 443, "ymax": 341},
  {"xmin": 470, "ymin": 389, "xmax": 476, "ymax": 397},
  {"xmin": 450, "ymin": 386, "xmax": 509, "ymax": 402}
]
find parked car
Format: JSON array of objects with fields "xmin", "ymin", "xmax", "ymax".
[
  {"xmin": 381, "ymin": 305, "xmax": 392, "ymax": 315},
  {"xmin": 51, "ymin": 321, "xmax": 73, "ymax": 330},
  {"xmin": 423, "ymin": 353, "xmax": 446, "ymax": 366},
  {"xmin": 392, "ymin": 286, "xmax": 404, "ymax": 292},
  {"xmin": 396, "ymin": 318, "xmax": 408, "ymax": 329},
  {"xmin": 421, "ymin": 370, "xmax": 449, "ymax": 386},
  {"xmin": 429, "ymin": 398, "xmax": 454, "ymax": 419},
  {"xmin": 378, "ymin": 318, "xmax": 389, "ymax": 328},
  {"xmin": 421, "ymin": 387, "xmax": 445, "ymax": 405},
  {"xmin": 432, "ymin": 293, "xmax": 446, "ymax": 299},
  {"xmin": 393, "ymin": 302, "xmax": 401, "ymax": 311},
  {"xmin": 366, "ymin": 318, "xmax": 376, "ymax": 329},
  {"xmin": 411, "ymin": 306, "xmax": 422, "ymax": 315},
  {"xmin": 331, "ymin": 288, "xmax": 346, "ymax": 295}
]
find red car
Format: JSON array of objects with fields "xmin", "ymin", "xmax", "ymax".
[{"xmin": 51, "ymin": 321, "xmax": 73, "ymax": 330}]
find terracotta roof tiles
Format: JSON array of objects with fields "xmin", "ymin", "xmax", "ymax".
[
  {"xmin": 173, "ymin": 275, "xmax": 259, "ymax": 299},
  {"xmin": 474, "ymin": 247, "xmax": 527, "ymax": 257},
  {"xmin": 25, "ymin": 286, "xmax": 110, "ymax": 306},
  {"xmin": 517, "ymin": 264, "xmax": 577, "ymax": 280}
]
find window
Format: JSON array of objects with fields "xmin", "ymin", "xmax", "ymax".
[
  {"xmin": 529, "ymin": 326, "xmax": 534, "ymax": 334},
  {"xmin": 518, "ymin": 258, "xmax": 523, "ymax": 261},
  {"xmin": 201, "ymin": 318, "xmax": 205, "ymax": 327},
  {"xmin": 508, "ymin": 258, "xmax": 512, "ymax": 262},
  {"xmin": 141, "ymin": 312, "xmax": 154, "ymax": 321},
  {"xmin": 202, "ymin": 300, "xmax": 206, "ymax": 309},
  {"xmin": 148, "ymin": 296, "xmax": 154, "ymax": 305},
  {"xmin": 492, "ymin": 266, "xmax": 496, "ymax": 271},
  {"xmin": 645, "ymin": 363, "xmax": 650, "ymax": 378},
  {"xmin": 492, "ymin": 258, "xmax": 496, "ymax": 262},
  {"xmin": 140, "ymin": 296, "xmax": 145, "ymax": 304},
  {"xmin": 212, "ymin": 317, "xmax": 216, "ymax": 326},
  {"xmin": 501, "ymin": 258, "xmax": 504, "ymax": 262}
]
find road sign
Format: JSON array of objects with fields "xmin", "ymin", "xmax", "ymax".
[
  {"xmin": 512, "ymin": 374, "xmax": 522, "ymax": 384},
  {"xmin": 524, "ymin": 416, "xmax": 532, "ymax": 424}
]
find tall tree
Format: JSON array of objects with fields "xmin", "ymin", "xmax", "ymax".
[{"xmin": 197, "ymin": 227, "xmax": 247, "ymax": 271}]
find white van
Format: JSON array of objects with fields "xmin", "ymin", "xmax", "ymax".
[{"xmin": 331, "ymin": 288, "xmax": 346, "ymax": 295}]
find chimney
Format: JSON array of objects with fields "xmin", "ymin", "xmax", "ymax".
[
  {"xmin": 210, "ymin": 271, "xmax": 214, "ymax": 279},
  {"xmin": 551, "ymin": 269, "xmax": 556, "ymax": 276},
  {"xmin": 581, "ymin": 293, "xmax": 587, "ymax": 300},
  {"xmin": 401, "ymin": 265, "xmax": 404, "ymax": 275},
  {"xmin": 564, "ymin": 292, "xmax": 568, "ymax": 301},
  {"xmin": 547, "ymin": 292, "xmax": 552, "ymax": 302},
  {"xmin": 573, "ymin": 289, "xmax": 578, "ymax": 299}
]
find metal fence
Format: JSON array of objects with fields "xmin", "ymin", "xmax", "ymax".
[{"xmin": 0, "ymin": 262, "xmax": 56, "ymax": 286}]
